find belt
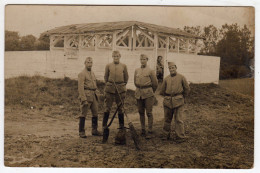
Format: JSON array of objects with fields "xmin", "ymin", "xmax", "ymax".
[
  {"xmin": 137, "ymin": 85, "xmax": 152, "ymax": 89},
  {"xmin": 165, "ymin": 93, "xmax": 182, "ymax": 97},
  {"xmin": 108, "ymin": 81, "xmax": 125, "ymax": 84},
  {"xmin": 84, "ymin": 88, "xmax": 96, "ymax": 91}
]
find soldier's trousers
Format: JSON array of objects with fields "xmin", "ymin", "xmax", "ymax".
[
  {"xmin": 163, "ymin": 105, "xmax": 185, "ymax": 138},
  {"xmin": 137, "ymin": 96, "xmax": 154, "ymax": 132},
  {"xmin": 79, "ymin": 96, "xmax": 98, "ymax": 118},
  {"xmin": 104, "ymin": 92, "xmax": 126, "ymax": 114}
]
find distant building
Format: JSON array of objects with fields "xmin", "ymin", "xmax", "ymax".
[{"xmin": 42, "ymin": 21, "xmax": 220, "ymax": 88}]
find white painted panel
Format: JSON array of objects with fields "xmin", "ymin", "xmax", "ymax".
[{"xmin": 5, "ymin": 50, "xmax": 220, "ymax": 87}]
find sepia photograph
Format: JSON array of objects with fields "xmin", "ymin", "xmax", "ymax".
[{"xmin": 3, "ymin": 4, "xmax": 255, "ymax": 169}]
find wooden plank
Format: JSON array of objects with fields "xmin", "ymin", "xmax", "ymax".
[
  {"xmin": 154, "ymin": 33, "xmax": 158, "ymax": 70},
  {"xmin": 128, "ymin": 30, "xmax": 132, "ymax": 49},
  {"xmin": 116, "ymin": 29, "xmax": 129, "ymax": 42},
  {"xmin": 133, "ymin": 26, "xmax": 136, "ymax": 50},
  {"xmin": 138, "ymin": 28, "xmax": 154, "ymax": 43},
  {"xmin": 177, "ymin": 38, "xmax": 180, "ymax": 53},
  {"xmin": 186, "ymin": 38, "xmax": 189, "ymax": 54}
]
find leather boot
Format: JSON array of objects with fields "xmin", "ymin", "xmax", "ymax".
[
  {"xmin": 139, "ymin": 113, "xmax": 146, "ymax": 137},
  {"xmin": 102, "ymin": 112, "xmax": 110, "ymax": 143},
  {"xmin": 147, "ymin": 114, "xmax": 153, "ymax": 133},
  {"xmin": 92, "ymin": 117, "xmax": 102, "ymax": 136},
  {"xmin": 102, "ymin": 112, "xmax": 110, "ymax": 129},
  {"xmin": 118, "ymin": 113, "xmax": 125, "ymax": 129},
  {"xmin": 146, "ymin": 114, "xmax": 153, "ymax": 139},
  {"xmin": 79, "ymin": 117, "xmax": 87, "ymax": 138}
]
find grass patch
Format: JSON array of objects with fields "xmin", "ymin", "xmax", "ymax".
[
  {"xmin": 5, "ymin": 75, "xmax": 137, "ymax": 114},
  {"xmin": 219, "ymin": 78, "xmax": 254, "ymax": 97}
]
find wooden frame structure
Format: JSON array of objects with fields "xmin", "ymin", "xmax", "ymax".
[{"xmin": 46, "ymin": 21, "xmax": 201, "ymax": 59}]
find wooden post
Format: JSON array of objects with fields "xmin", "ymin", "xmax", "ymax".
[
  {"xmin": 177, "ymin": 38, "xmax": 180, "ymax": 53},
  {"xmin": 95, "ymin": 35, "xmax": 98, "ymax": 51},
  {"xmin": 133, "ymin": 26, "xmax": 136, "ymax": 50},
  {"xmin": 50, "ymin": 35, "xmax": 54, "ymax": 51},
  {"xmin": 154, "ymin": 33, "xmax": 158, "ymax": 70},
  {"xmin": 64, "ymin": 35, "xmax": 69, "ymax": 50},
  {"xmin": 165, "ymin": 36, "xmax": 169, "ymax": 78},
  {"xmin": 128, "ymin": 28, "xmax": 132, "ymax": 50},
  {"xmin": 78, "ymin": 35, "xmax": 82, "ymax": 51},
  {"xmin": 145, "ymin": 37, "xmax": 148, "ymax": 47},
  {"xmin": 186, "ymin": 38, "xmax": 189, "ymax": 54},
  {"xmin": 195, "ymin": 39, "xmax": 198, "ymax": 54},
  {"xmin": 112, "ymin": 31, "xmax": 117, "ymax": 51}
]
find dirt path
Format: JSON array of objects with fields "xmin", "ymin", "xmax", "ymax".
[{"xmin": 4, "ymin": 84, "xmax": 254, "ymax": 168}]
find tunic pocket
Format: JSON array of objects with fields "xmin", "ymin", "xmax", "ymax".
[
  {"xmin": 163, "ymin": 96, "xmax": 172, "ymax": 109},
  {"xmin": 171, "ymin": 95, "xmax": 184, "ymax": 108}
]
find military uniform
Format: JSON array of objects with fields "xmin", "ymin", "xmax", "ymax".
[
  {"xmin": 78, "ymin": 67, "xmax": 101, "ymax": 137},
  {"xmin": 103, "ymin": 62, "xmax": 129, "ymax": 137},
  {"xmin": 160, "ymin": 71, "xmax": 190, "ymax": 140},
  {"xmin": 134, "ymin": 66, "xmax": 158, "ymax": 138}
]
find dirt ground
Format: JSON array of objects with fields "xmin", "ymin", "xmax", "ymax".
[{"xmin": 4, "ymin": 77, "xmax": 254, "ymax": 168}]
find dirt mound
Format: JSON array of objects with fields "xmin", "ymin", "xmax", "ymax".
[
  {"xmin": 4, "ymin": 77, "xmax": 254, "ymax": 168},
  {"xmin": 5, "ymin": 76, "xmax": 138, "ymax": 119}
]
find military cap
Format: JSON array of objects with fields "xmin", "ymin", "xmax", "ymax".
[
  {"xmin": 112, "ymin": 50, "xmax": 121, "ymax": 57},
  {"xmin": 168, "ymin": 61, "xmax": 176, "ymax": 67},
  {"xmin": 85, "ymin": 57, "xmax": 93, "ymax": 63},
  {"xmin": 140, "ymin": 54, "xmax": 148, "ymax": 60}
]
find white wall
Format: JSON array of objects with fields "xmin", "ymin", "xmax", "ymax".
[
  {"xmin": 5, "ymin": 50, "xmax": 220, "ymax": 90},
  {"xmin": 165, "ymin": 52, "xmax": 220, "ymax": 84}
]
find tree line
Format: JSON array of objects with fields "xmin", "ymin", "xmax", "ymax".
[
  {"xmin": 184, "ymin": 23, "xmax": 254, "ymax": 79},
  {"xmin": 5, "ymin": 31, "xmax": 49, "ymax": 51},
  {"xmin": 5, "ymin": 23, "xmax": 254, "ymax": 79}
]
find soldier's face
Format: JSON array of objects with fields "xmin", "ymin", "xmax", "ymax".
[
  {"xmin": 112, "ymin": 54, "xmax": 121, "ymax": 63},
  {"xmin": 85, "ymin": 61, "xmax": 92, "ymax": 70},
  {"xmin": 140, "ymin": 57, "xmax": 148, "ymax": 66},
  {"xmin": 169, "ymin": 65, "xmax": 177, "ymax": 75}
]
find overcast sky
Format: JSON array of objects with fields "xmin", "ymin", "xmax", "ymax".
[{"xmin": 5, "ymin": 5, "xmax": 254, "ymax": 37}]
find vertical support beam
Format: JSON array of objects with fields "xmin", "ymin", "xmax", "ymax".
[
  {"xmin": 165, "ymin": 36, "xmax": 170, "ymax": 78},
  {"xmin": 133, "ymin": 26, "xmax": 136, "ymax": 50},
  {"xmin": 166, "ymin": 36, "xmax": 170, "ymax": 54},
  {"xmin": 186, "ymin": 38, "xmax": 189, "ymax": 54},
  {"xmin": 154, "ymin": 33, "xmax": 158, "ymax": 70},
  {"xmin": 91, "ymin": 35, "xmax": 95, "ymax": 48},
  {"xmin": 145, "ymin": 37, "xmax": 148, "ymax": 47},
  {"xmin": 64, "ymin": 35, "xmax": 69, "ymax": 49},
  {"xmin": 78, "ymin": 35, "xmax": 82, "ymax": 50},
  {"xmin": 95, "ymin": 35, "xmax": 98, "ymax": 51},
  {"xmin": 50, "ymin": 35, "xmax": 54, "ymax": 51},
  {"xmin": 177, "ymin": 38, "xmax": 180, "ymax": 53},
  {"xmin": 128, "ymin": 28, "xmax": 132, "ymax": 50},
  {"xmin": 112, "ymin": 31, "xmax": 117, "ymax": 51},
  {"xmin": 195, "ymin": 39, "xmax": 198, "ymax": 55}
]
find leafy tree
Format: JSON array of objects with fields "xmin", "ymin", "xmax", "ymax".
[
  {"xmin": 5, "ymin": 30, "xmax": 20, "ymax": 51},
  {"xmin": 35, "ymin": 34, "xmax": 50, "ymax": 50},
  {"xmin": 200, "ymin": 25, "xmax": 219, "ymax": 55},
  {"xmin": 217, "ymin": 24, "xmax": 253, "ymax": 79},
  {"xmin": 20, "ymin": 35, "xmax": 37, "ymax": 50}
]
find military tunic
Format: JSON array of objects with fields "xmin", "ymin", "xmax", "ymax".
[
  {"xmin": 104, "ymin": 62, "xmax": 129, "ymax": 114},
  {"xmin": 78, "ymin": 68, "xmax": 99, "ymax": 118},
  {"xmin": 160, "ymin": 73, "xmax": 190, "ymax": 138},
  {"xmin": 134, "ymin": 66, "xmax": 158, "ymax": 132}
]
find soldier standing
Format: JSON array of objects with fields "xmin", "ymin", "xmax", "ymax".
[
  {"xmin": 160, "ymin": 62, "xmax": 190, "ymax": 142},
  {"xmin": 78, "ymin": 57, "xmax": 102, "ymax": 138},
  {"xmin": 103, "ymin": 50, "xmax": 129, "ymax": 144},
  {"xmin": 134, "ymin": 54, "xmax": 158, "ymax": 139}
]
